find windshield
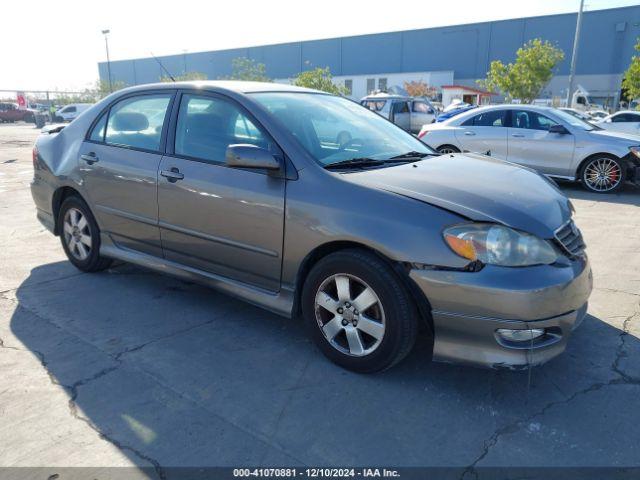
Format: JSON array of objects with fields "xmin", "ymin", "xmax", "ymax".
[
  {"xmin": 553, "ymin": 108, "xmax": 598, "ymax": 131},
  {"xmin": 251, "ymin": 93, "xmax": 434, "ymax": 166}
]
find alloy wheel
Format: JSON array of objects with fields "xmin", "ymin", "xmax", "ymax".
[
  {"xmin": 63, "ymin": 207, "xmax": 92, "ymax": 260},
  {"xmin": 314, "ymin": 273, "xmax": 386, "ymax": 357},
  {"xmin": 583, "ymin": 157, "xmax": 622, "ymax": 192},
  {"xmin": 438, "ymin": 147, "xmax": 458, "ymax": 154}
]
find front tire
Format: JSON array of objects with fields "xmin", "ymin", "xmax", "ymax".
[
  {"xmin": 58, "ymin": 196, "xmax": 112, "ymax": 272},
  {"xmin": 301, "ymin": 249, "xmax": 418, "ymax": 373},
  {"xmin": 580, "ymin": 155, "xmax": 625, "ymax": 193}
]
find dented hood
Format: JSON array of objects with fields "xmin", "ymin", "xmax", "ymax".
[{"xmin": 347, "ymin": 153, "xmax": 572, "ymax": 239}]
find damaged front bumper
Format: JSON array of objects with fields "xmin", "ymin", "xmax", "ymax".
[{"xmin": 410, "ymin": 256, "xmax": 593, "ymax": 369}]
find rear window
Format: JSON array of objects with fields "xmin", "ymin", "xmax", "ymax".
[{"xmin": 104, "ymin": 94, "xmax": 172, "ymax": 152}]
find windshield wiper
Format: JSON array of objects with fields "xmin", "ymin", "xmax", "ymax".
[
  {"xmin": 324, "ymin": 158, "xmax": 386, "ymax": 170},
  {"xmin": 388, "ymin": 151, "xmax": 433, "ymax": 160}
]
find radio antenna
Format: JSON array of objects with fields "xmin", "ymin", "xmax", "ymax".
[{"xmin": 150, "ymin": 52, "xmax": 176, "ymax": 82}]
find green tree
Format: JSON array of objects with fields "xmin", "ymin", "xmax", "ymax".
[
  {"xmin": 622, "ymin": 38, "xmax": 640, "ymax": 108},
  {"xmin": 479, "ymin": 38, "xmax": 564, "ymax": 103},
  {"xmin": 55, "ymin": 79, "xmax": 126, "ymax": 105},
  {"xmin": 222, "ymin": 57, "xmax": 271, "ymax": 82},
  {"xmin": 292, "ymin": 67, "xmax": 348, "ymax": 95},
  {"xmin": 160, "ymin": 71, "xmax": 208, "ymax": 82}
]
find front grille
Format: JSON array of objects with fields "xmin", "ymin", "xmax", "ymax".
[{"xmin": 554, "ymin": 220, "xmax": 586, "ymax": 257}]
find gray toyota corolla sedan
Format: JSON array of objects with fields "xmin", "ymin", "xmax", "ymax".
[{"xmin": 30, "ymin": 81, "xmax": 592, "ymax": 372}]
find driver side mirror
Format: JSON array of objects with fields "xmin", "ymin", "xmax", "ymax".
[
  {"xmin": 549, "ymin": 124, "xmax": 570, "ymax": 135},
  {"xmin": 225, "ymin": 144, "xmax": 281, "ymax": 170}
]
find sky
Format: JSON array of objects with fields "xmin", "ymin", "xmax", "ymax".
[{"xmin": 1, "ymin": 0, "xmax": 638, "ymax": 92}]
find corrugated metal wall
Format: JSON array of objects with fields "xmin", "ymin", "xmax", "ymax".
[{"xmin": 98, "ymin": 6, "xmax": 640, "ymax": 86}]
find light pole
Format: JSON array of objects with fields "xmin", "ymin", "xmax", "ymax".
[
  {"xmin": 102, "ymin": 29, "xmax": 113, "ymax": 93},
  {"xmin": 566, "ymin": 0, "xmax": 585, "ymax": 107}
]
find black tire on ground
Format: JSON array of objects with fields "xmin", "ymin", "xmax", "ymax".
[
  {"xmin": 579, "ymin": 154, "xmax": 625, "ymax": 194},
  {"xmin": 58, "ymin": 195, "xmax": 112, "ymax": 272},
  {"xmin": 437, "ymin": 144, "xmax": 460, "ymax": 154},
  {"xmin": 301, "ymin": 249, "xmax": 419, "ymax": 373}
]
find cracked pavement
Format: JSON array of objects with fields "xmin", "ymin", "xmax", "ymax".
[{"xmin": 1, "ymin": 123, "xmax": 639, "ymax": 477}]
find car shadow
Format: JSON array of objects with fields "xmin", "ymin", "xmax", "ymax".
[
  {"xmin": 557, "ymin": 180, "xmax": 640, "ymax": 206},
  {"xmin": 8, "ymin": 261, "xmax": 640, "ymax": 475}
]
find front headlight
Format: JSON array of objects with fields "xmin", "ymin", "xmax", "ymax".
[
  {"xmin": 443, "ymin": 224, "xmax": 558, "ymax": 267},
  {"xmin": 629, "ymin": 146, "xmax": 640, "ymax": 159}
]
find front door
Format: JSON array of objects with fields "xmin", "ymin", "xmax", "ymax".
[
  {"xmin": 410, "ymin": 100, "xmax": 435, "ymax": 134},
  {"xmin": 157, "ymin": 92, "xmax": 285, "ymax": 292},
  {"xmin": 391, "ymin": 101, "xmax": 411, "ymax": 131},
  {"xmin": 507, "ymin": 109, "xmax": 575, "ymax": 177},
  {"xmin": 79, "ymin": 92, "xmax": 174, "ymax": 256},
  {"xmin": 454, "ymin": 109, "xmax": 509, "ymax": 158}
]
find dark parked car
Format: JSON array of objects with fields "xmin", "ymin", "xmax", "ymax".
[{"xmin": 31, "ymin": 82, "xmax": 592, "ymax": 372}]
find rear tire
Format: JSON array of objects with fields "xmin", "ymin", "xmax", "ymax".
[
  {"xmin": 437, "ymin": 145, "xmax": 460, "ymax": 154},
  {"xmin": 301, "ymin": 249, "xmax": 418, "ymax": 373},
  {"xmin": 58, "ymin": 195, "xmax": 112, "ymax": 272}
]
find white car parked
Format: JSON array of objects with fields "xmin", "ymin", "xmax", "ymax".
[
  {"xmin": 54, "ymin": 103, "xmax": 92, "ymax": 122},
  {"xmin": 596, "ymin": 110, "xmax": 640, "ymax": 135},
  {"xmin": 418, "ymin": 105, "xmax": 640, "ymax": 193}
]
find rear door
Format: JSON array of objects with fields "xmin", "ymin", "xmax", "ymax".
[
  {"xmin": 506, "ymin": 109, "xmax": 575, "ymax": 176},
  {"xmin": 79, "ymin": 91, "xmax": 175, "ymax": 256},
  {"xmin": 157, "ymin": 91, "xmax": 285, "ymax": 292},
  {"xmin": 453, "ymin": 109, "xmax": 509, "ymax": 158}
]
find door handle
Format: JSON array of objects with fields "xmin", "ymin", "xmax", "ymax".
[
  {"xmin": 80, "ymin": 153, "xmax": 99, "ymax": 164},
  {"xmin": 160, "ymin": 167, "xmax": 184, "ymax": 182},
  {"xmin": 464, "ymin": 131, "xmax": 476, "ymax": 136},
  {"xmin": 511, "ymin": 133, "xmax": 525, "ymax": 138}
]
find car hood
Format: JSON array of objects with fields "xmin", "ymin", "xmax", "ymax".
[
  {"xmin": 346, "ymin": 153, "xmax": 572, "ymax": 239},
  {"xmin": 588, "ymin": 128, "xmax": 640, "ymax": 143}
]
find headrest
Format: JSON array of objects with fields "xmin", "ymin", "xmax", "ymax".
[{"xmin": 111, "ymin": 112, "xmax": 149, "ymax": 132}]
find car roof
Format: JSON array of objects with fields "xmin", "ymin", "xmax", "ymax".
[
  {"xmin": 112, "ymin": 80, "xmax": 322, "ymax": 96},
  {"xmin": 461, "ymin": 104, "xmax": 561, "ymax": 113},
  {"xmin": 611, "ymin": 110, "xmax": 639, "ymax": 115}
]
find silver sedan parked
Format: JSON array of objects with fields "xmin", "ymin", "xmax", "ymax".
[
  {"xmin": 31, "ymin": 82, "xmax": 591, "ymax": 372},
  {"xmin": 419, "ymin": 104, "xmax": 640, "ymax": 193}
]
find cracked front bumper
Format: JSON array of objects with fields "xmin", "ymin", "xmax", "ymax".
[{"xmin": 410, "ymin": 256, "xmax": 592, "ymax": 369}]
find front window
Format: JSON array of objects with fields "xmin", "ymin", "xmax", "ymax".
[
  {"xmin": 251, "ymin": 93, "xmax": 434, "ymax": 166},
  {"xmin": 552, "ymin": 109, "xmax": 598, "ymax": 131},
  {"xmin": 512, "ymin": 110, "xmax": 556, "ymax": 131},
  {"xmin": 412, "ymin": 101, "xmax": 431, "ymax": 114},
  {"xmin": 175, "ymin": 94, "xmax": 274, "ymax": 164}
]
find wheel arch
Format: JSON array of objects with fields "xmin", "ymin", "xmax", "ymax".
[
  {"xmin": 436, "ymin": 144, "xmax": 461, "ymax": 153},
  {"xmin": 292, "ymin": 240, "xmax": 434, "ymax": 334},
  {"xmin": 52, "ymin": 186, "xmax": 85, "ymax": 235}
]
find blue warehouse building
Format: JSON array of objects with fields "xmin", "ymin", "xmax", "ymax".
[{"xmin": 99, "ymin": 5, "xmax": 640, "ymax": 108}]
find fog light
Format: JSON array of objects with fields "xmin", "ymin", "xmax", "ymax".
[{"xmin": 496, "ymin": 328, "xmax": 545, "ymax": 342}]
